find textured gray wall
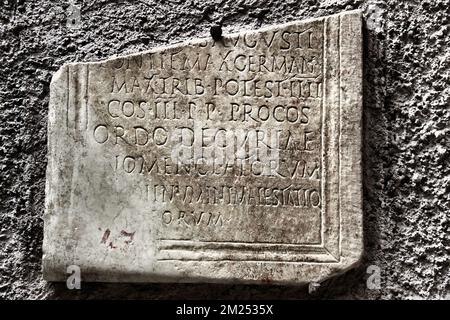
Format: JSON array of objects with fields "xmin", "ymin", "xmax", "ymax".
[{"xmin": 0, "ymin": 0, "xmax": 448, "ymax": 299}]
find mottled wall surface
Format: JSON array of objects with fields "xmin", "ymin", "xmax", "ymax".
[{"xmin": 0, "ymin": 0, "xmax": 448, "ymax": 299}]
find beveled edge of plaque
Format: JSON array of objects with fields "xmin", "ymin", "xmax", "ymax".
[{"xmin": 42, "ymin": 9, "xmax": 363, "ymax": 285}]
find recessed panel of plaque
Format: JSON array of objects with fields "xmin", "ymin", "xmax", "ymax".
[{"xmin": 43, "ymin": 10, "xmax": 363, "ymax": 285}]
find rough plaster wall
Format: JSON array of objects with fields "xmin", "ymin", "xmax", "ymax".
[{"xmin": 0, "ymin": 0, "xmax": 448, "ymax": 299}]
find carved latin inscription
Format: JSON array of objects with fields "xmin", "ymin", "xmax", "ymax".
[{"xmin": 43, "ymin": 10, "xmax": 363, "ymax": 284}]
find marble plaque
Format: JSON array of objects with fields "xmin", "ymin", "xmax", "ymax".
[{"xmin": 43, "ymin": 10, "xmax": 363, "ymax": 285}]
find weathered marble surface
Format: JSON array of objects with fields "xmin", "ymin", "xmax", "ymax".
[{"xmin": 43, "ymin": 9, "xmax": 363, "ymax": 285}]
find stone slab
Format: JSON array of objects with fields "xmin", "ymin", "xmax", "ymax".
[{"xmin": 43, "ymin": 9, "xmax": 363, "ymax": 285}]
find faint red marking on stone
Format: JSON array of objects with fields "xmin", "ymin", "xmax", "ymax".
[
  {"xmin": 101, "ymin": 228, "xmax": 110, "ymax": 244},
  {"xmin": 120, "ymin": 230, "xmax": 135, "ymax": 244},
  {"xmin": 108, "ymin": 241, "xmax": 117, "ymax": 249}
]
